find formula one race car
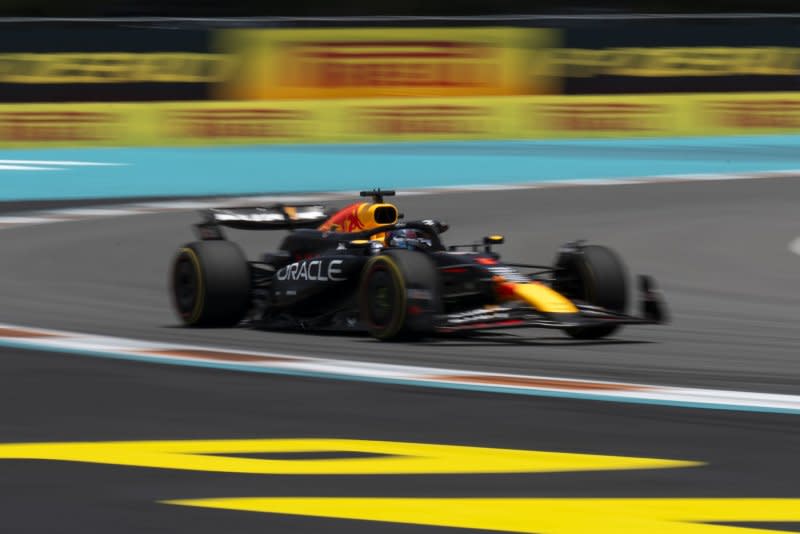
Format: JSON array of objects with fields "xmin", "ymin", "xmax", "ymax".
[{"xmin": 170, "ymin": 190, "xmax": 667, "ymax": 340}]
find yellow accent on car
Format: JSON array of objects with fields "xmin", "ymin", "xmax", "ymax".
[
  {"xmin": 512, "ymin": 283, "xmax": 578, "ymax": 314},
  {"xmin": 357, "ymin": 202, "xmax": 399, "ymax": 228}
]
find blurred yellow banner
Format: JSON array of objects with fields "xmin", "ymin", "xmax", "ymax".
[
  {"xmin": 516, "ymin": 95, "xmax": 687, "ymax": 139},
  {"xmin": 0, "ymin": 53, "xmax": 232, "ymax": 84},
  {"xmin": 690, "ymin": 93, "xmax": 800, "ymax": 134},
  {"xmin": 0, "ymin": 101, "xmax": 326, "ymax": 147},
  {"xmin": 155, "ymin": 101, "xmax": 325, "ymax": 143},
  {"xmin": 514, "ymin": 92, "xmax": 800, "ymax": 139},
  {"xmin": 541, "ymin": 47, "xmax": 800, "ymax": 78},
  {"xmin": 2, "ymin": 92, "xmax": 800, "ymax": 147},
  {"xmin": 328, "ymin": 98, "xmax": 516, "ymax": 142},
  {"xmin": 216, "ymin": 27, "xmax": 557, "ymax": 100},
  {"xmin": 0, "ymin": 107, "xmax": 128, "ymax": 146}
]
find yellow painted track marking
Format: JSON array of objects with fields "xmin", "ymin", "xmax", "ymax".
[
  {"xmin": 165, "ymin": 497, "xmax": 800, "ymax": 534},
  {"xmin": 0, "ymin": 438, "xmax": 698, "ymax": 474},
  {"xmin": 11, "ymin": 438, "xmax": 790, "ymax": 532}
]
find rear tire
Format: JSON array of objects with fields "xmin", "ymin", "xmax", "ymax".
[
  {"xmin": 358, "ymin": 249, "xmax": 441, "ymax": 341},
  {"xmin": 553, "ymin": 245, "xmax": 628, "ymax": 339},
  {"xmin": 171, "ymin": 241, "xmax": 251, "ymax": 327}
]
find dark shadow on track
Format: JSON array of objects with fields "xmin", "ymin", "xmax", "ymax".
[
  {"xmin": 430, "ymin": 333, "xmax": 655, "ymax": 348},
  {"xmin": 196, "ymin": 323, "xmax": 658, "ymax": 348}
]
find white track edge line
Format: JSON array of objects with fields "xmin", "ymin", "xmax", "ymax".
[{"xmin": 1, "ymin": 322, "xmax": 799, "ymax": 413}]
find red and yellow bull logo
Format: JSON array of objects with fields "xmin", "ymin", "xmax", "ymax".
[{"xmin": 319, "ymin": 202, "xmax": 398, "ymax": 233}]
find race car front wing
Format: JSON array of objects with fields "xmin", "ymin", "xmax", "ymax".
[{"xmin": 434, "ymin": 275, "xmax": 668, "ymax": 333}]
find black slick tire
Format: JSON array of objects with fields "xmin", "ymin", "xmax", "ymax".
[
  {"xmin": 171, "ymin": 241, "xmax": 250, "ymax": 327},
  {"xmin": 358, "ymin": 249, "xmax": 441, "ymax": 341},
  {"xmin": 553, "ymin": 245, "xmax": 628, "ymax": 339}
]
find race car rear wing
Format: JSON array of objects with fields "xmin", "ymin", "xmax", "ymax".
[{"xmin": 194, "ymin": 204, "xmax": 329, "ymax": 239}]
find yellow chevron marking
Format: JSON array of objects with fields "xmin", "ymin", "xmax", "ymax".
[
  {"xmin": 0, "ymin": 438, "xmax": 698, "ymax": 475},
  {"xmin": 166, "ymin": 497, "xmax": 800, "ymax": 534}
]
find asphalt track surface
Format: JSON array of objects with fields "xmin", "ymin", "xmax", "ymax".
[
  {"xmin": 1, "ymin": 179, "xmax": 800, "ymax": 533},
  {"xmin": 1, "ymin": 346, "xmax": 799, "ymax": 533},
  {"xmin": 1, "ymin": 178, "xmax": 799, "ymax": 392}
]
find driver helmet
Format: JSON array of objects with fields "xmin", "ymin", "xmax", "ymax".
[{"xmin": 386, "ymin": 228, "xmax": 432, "ymax": 250}]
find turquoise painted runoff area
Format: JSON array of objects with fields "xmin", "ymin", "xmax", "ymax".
[{"xmin": 1, "ymin": 135, "xmax": 800, "ymax": 200}]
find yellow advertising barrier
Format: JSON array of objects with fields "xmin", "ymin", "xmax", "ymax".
[
  {"xmin": 216, "ymin": 27, "xmax": 557, "ymax": 100},
  {"xmin": 0, "ymin": 104, "xmax": 136, "ymax": 147},
  {"xmin": 327, "ymin": 97, "xmax": 517, "ymax": 142},
  {"xmin": 154, "ymin": 100, "xmax": 329, "ymax": 144},
  {"xmin": 511, "ymin": 92, "xmax": 800, "ymax": 139},
  {"xmin": 1, "ymin": 92, "xmax": 800, "ymax": 148},
  {"xmin": 0, "ymin": 100, "xmax": 329, "ymax": 147},
  {"xmin": 540, "ymin": 47, "xmax": 800, "ymax": 79},
  {"xmin": 689, "ymin": 93, "xmax": 800, "ymax": 135},
  {"xmin": 515, "ymin": 95, "xmax": 683, "ymax": 139},
  {"xmin": 0, "ymin": 53, "xmax": 233, "ymax": 84}
]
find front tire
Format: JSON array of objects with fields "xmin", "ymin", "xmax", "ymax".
[
  {"xmin": 171, "ymin": 241, "xmax": 251, "ymax": 327},
  {"xmin": 553, "ymin": 244, "xmax": 628, "ymax": 339},
  {"xmin": 358, "ymin": 249, "xmax": 441, "ymax": 341}
]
